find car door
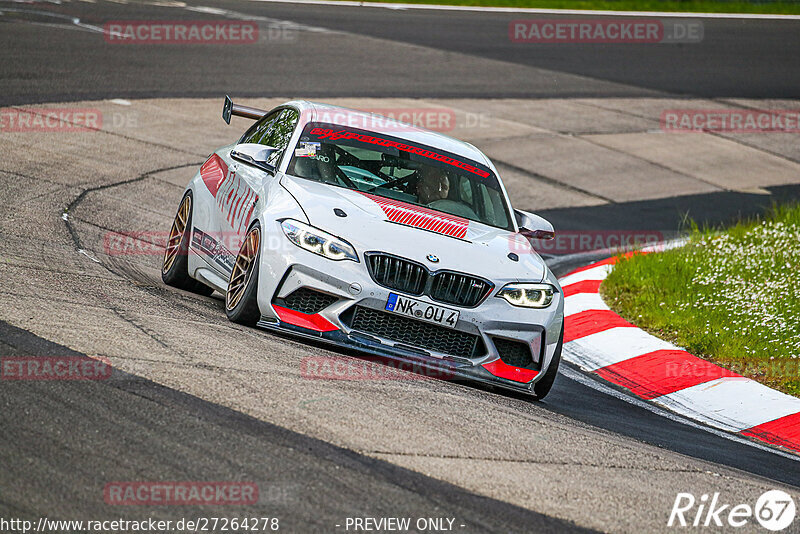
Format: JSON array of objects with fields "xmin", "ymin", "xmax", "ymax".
[{"xmin": 212, "ymin": 108, "xmax": 300, "ymax": 277}]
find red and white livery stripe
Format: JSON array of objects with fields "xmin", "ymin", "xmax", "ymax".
[
  {"xmin": 359, "ymin": 192, "xmax": 469, "ymax": 239},
  {"xmin": 200, "ymin": 154, "xmax": 228, "ymax": 197},
  {"xmin": 559, "ymin": 255, "xmax": 800, "ymax": 455},
  {"xmin": 212, "ymin": 166, "xmax": 258, "ymax": 233}
]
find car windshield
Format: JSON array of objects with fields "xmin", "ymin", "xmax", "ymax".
[{"xmin": 286, "ymin": 122, "xmax": 513, "ymax": 231}]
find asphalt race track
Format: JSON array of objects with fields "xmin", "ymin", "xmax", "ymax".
[
  {"xmin": 2, "ymin": 1, "xmax": 800, "ymax": 532},
  {"xmin": 2, "ymin": 0, "xmax": 800, "ymax": 104}
]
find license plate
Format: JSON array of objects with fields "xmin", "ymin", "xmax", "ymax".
[{"xmin": 385, "ymin": 293, "xmax": 459, "ymax": 329}]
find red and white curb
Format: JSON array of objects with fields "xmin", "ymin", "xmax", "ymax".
[{"xmin": 558, "ymin": 254, "xmax": 800, "ymax": 456}]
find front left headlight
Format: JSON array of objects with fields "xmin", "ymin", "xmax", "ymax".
[
  {"xmin": 497, "ymin": 283, "xmax": 557, "ymax": 308},
  {"xmin": 280, "ymin": 219, "xmax": 359, "ymax": 262}
]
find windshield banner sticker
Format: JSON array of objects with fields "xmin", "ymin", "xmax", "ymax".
[{"xmin": 307, "ymin": 127, "xmax": 491, "ymax": 179}]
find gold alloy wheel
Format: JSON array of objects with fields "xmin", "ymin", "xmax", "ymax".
[
  {"xmin": 226, "ymin": 226, "xmax": 260, "ymax": 311},
  {"xmin": 163, "ymin": 195, "xmax": 191, "ymax": 274}
]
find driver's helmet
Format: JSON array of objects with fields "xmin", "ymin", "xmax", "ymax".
[{"xmin": 416, "ymin": 166, "xmax": 450, "ymax": 204}]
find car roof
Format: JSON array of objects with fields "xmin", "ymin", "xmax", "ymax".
[{"xmin": 284, "ymin": 100, "xmax": 491, "ymax": 166}]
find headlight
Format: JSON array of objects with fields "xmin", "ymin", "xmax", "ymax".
[
  {"xmin": 280, "ymin": 219, "xmax": 358, "ymax": 262},
  {"xmin": 497, "ymin": 283, "xmax": 556, "ymax": 308}
]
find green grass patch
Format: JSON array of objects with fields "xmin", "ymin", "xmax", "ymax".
[
  {"xmin": 601, "ymin": 203, "xmax": 800, "ymax": 397},
  {"xmin": 350, "ymin": 0, "xmax": 800, "ymax": 15}
]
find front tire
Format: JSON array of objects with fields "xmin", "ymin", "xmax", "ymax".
[
  {"xmin": 225, "ymin": 222, "xmax": 262, "ymax": 326},
  {"xmin": 533, "ymin": 326, "xmax": 563, "ymax": 400},
  {"xmin": 161, "ymin": 191, "xmax": 214, "ymax": 296}
]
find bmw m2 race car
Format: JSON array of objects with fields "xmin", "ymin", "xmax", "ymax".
[{"xmin": 162, "ymin": 97, "xmax": 564, "ymax": 398}]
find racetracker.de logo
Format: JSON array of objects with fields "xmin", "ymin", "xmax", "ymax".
[
  {"xmin": 104, "ymin": 482, "xmax": 259, "ymax": 505},
  {"xmin": 104, "ymin": 21, "xmax": 258, "ymax": 44},
  {"xmin": 103, "ymin": 230, "xmax": 303, "ymax": 256},
  {"xmin": 509, "ymin": 19, "xmax": 702, "ymax": 44},
  {"xmin": 309, "ymin": 108, "xmax": 459, "ymax": 133},
  {"xmin": 662, "ymin": 109, "xmax": 800, "ymax": 133},
  {"xmin": 1, "ymin": 356, "xmax": 112, "ymax": 381},
  {"xmin": 0, "ymin": 108, "xmax": 101, "ymax": 132},
  {"xmin": 300, "ymin": 356, "xmax": 455, "ymax": 381},
  {"xmin": 509, "ymin": 231, "xmax": 664, "ymax": 255}
]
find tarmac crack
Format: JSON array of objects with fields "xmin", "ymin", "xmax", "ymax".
[
  {"xmin": 63, "ymin": 161, "xmax": 202, "ymax": 265},
  {"xmin": 100, "ymin": 293, "xmax": 176, "ymax": 353}
]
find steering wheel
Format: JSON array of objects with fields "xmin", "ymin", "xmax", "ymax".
[
  {"xmin": 427, "ymin": 199, "xmax": 478, "ymax": 219},
  {"xmin": 367, "ymin": 172, "xmax": 416, "ymax": 194}
]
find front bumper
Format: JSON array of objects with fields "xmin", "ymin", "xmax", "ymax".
[{"xmin": 255, "ymin": 228, "xmax": 564, "ymax": 395}]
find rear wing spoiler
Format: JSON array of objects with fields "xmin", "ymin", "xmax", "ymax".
[{"xmin": 222, "ymin": 95, "xmax": 268, "ymax": 124}]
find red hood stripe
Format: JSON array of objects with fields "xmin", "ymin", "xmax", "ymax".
[{"xmin": 359, "ymin": 192, "xmax": 468, "ymax": 239}]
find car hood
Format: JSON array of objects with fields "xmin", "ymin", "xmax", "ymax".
[{"xmin": 280, "ymin": 174, "xmax": 546, "ymax": 283}]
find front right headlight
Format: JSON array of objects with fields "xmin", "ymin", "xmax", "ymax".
[
  {"xmin": 496, "ymin": 283, "xmax": 557, "ymax": 308},
  {"xmin": 280, "ymin": 219, "xmax": 359, "ymax": 262}
]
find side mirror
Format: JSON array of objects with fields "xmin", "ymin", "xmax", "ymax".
[
  {"xmin": 230, "ymin": 143, "xmax": 278, "ymax": 174},
  {"xmin": 514, "ymin": 209, "xmax": 555, "ymax": 240}
]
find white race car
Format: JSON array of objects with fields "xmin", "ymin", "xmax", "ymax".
[{"xmin": 162, "ymin": 97, "xmax": 564, "ymax": 398}]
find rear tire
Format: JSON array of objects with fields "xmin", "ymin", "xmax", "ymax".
[
  {"xmin": 161, "ymin": 191, "xmax": 214, "ymax": 296},
  {"xmin": 225, "ymin": 222, "xmax": 262, "ymax": 326},
  {"xmin": 533, "ymin": 326, "xmax": 563, "ymax": 400}
]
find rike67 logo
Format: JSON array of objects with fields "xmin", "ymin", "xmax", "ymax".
[{"xmin": 669, "ymin": 490, "xmax": 796, "ymax": 531}]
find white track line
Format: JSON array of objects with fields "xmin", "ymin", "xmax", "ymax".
[
  {"xmin": 563, "ymin": 292, "xmax": 609, "ymax": 316},
  {"xmin": 653, "ymin": 377, "xmax": 800, "ymax": 433},
  {"xmin": 558, "ymin": 365, "xmax": 800, "ymax": 462},
  {"xmin": 558, "ymin": 263, "xmax": 612, "ymax": 287},
  {"xmin": 248, "ymin": 0, "xmax": 800, "ymax": 20},
  {"xmin": 565, "ymin": 327, "xmax": 676, "ymax": 370}
]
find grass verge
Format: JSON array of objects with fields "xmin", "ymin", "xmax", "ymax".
[
  {"xmin": 601, "ymin": 203, "xmax": 800, "ymax": 397},
  {"xmin": 348, "ymin": 0, "xmax": 800, "ymax": 15}
]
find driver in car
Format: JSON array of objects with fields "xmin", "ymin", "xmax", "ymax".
[{"xmin": 416, "ymin": 166, "xmax": 450, "ymax": 205}]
